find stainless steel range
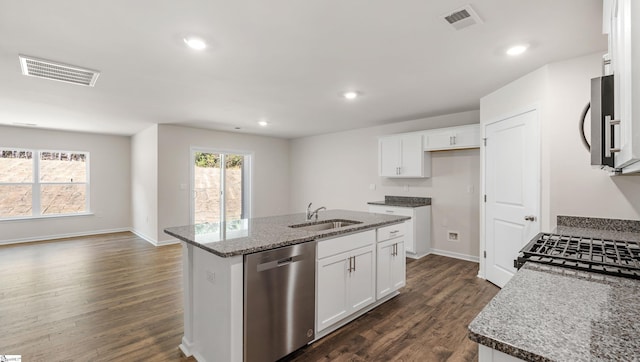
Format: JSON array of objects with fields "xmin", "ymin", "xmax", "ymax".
[{"xmin": 516, "ymin": 232, "xmax": 640, "ymax": 279}]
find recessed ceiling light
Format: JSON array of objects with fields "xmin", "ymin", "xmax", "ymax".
[
  {"xmin": 258, "ymin": 120, "xmax": 268, "ymax": 127},
  {"xmin": 506, "ymin": 44, "xmax": 529, "ymax": 56},
  {"xmin": 343, "ymin": 91, "xmax": 360, "ymax": 100},
  {"xmin": 184, "ymin": 37, "xmax": 207, "ymax": 50}
]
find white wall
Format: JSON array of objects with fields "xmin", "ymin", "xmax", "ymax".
[
  {"xmin": 546, "ymin": 54, "xmax": 640, "ymax": 222},
  {"xmin": 290, "ymin": 110, "xmax": 481, "ymax": 260},
  {"xmin": 0, "ymin": 126, "xmax": 131, "ymax": 244},
  {"xmin": 481, "ymin": 52, "xmax": 640, "ymax": 230},
  {"xmin": 479, "ymin": 52, "xmax": 640, "ymax": 276},
  {"xmin": 156, "ymin": 124, "xmax": 291, "ymax": 243},
  {"xmin": 131, "ymin": 125, "xmax": 158, "ymax": 242},
  {"xmin": 480, "ymin": 65, "xmax": 551, "ymax": 229}
]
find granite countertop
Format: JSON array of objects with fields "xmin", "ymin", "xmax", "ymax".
[
  {"xmin": 367, "ymin": 195, "xmax": 431, "ymax": 208},
  {"xmin": 554, "ymin": 215, "xmax": 640, "ymax": 243},
  {"xmin": 468, "ymin": 262, "xmax": 640, "ymax": 361},
  {"xmin": 164, "ymin": 209, "xmax": 410, "ymax": 258}
]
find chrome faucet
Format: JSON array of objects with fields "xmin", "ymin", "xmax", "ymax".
[{"xmin": 306, "ymin": 202, "xmax": 326, "ymax": 221}]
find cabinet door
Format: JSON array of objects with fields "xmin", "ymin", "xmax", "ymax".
[
  {"xmin": 379, "ymin": 137, "xmax": 401, "ymax": 176},
  {"xmin": 376, "ymin": 240, "xmax": 394, "ymax": 299},
  {"xmin": 316, "ymin": 252, "xmax": 349, "ymax": 332},
  {"xmin": 611, "ymin": 0, "xmax": 640, "ymax": 168},
  {"xmin": 399, "ymin": 134, "xmax": 424, "ymax": 176},
  {"xmin": 391, "ymin": 240, "xmax": 406, "ymax": 290},
  {"xmin": 452, "ymin": 124, "xmax": 481, "ymax": 149},
  {"xmin": 424, "ymin": 130, "xmax": 454, "ymax": 150},
  {"xmin": 347, "ymin": 245, "xmax": 375, "ymax": 311}
]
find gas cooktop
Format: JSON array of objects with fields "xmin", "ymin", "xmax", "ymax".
[{"xmin": 516, "ymin": 232, "xmax": 640, "ymax": 279}]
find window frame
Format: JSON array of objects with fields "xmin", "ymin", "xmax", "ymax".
[
  {"xmin": 189, "ymin": 147, "xmax": 253, "ymax": 225},
  {"xmin": 0, "ymin": 147, "xmax": 91, "ymax": 220}
]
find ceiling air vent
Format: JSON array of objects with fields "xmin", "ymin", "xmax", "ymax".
[
  {"xmin": 443, "ymin": 5, "xmax": 483, "ymax": 30},
  {"xmin": 18, "ymin": 55, "xmax": 100, "ymax": 87}
]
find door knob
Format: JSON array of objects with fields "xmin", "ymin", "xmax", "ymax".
[{"xmin": 524, "ymin": 215, "xmax": 536, "ymax": 221}]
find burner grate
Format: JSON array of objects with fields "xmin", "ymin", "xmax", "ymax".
[{"xmin": 517, "ymin": 233, "xmax": 640, "ymax": 279}]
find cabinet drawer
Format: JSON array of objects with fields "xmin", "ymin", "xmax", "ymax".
[
  {"xmin": 377, "ymin": 222, "xmax": 406, "ymax": 242},
  {"xmin": 368, "ymin": 205, "xmax": 414, "ymax": 217},
  {"xmin": 317, "ymin": 230, "xmax": 375, "ymax": 259}
]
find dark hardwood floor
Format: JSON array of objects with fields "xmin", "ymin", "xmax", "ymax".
[{"xmin": 0, "ymin": 232, "xmax": 499, "ymax": 361}]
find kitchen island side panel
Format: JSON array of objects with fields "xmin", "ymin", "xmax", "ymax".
[{"xmin": 184, "ymin": 242, "xmax": 243, "ymax": 362}]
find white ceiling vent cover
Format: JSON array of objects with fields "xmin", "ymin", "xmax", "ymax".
[
  {"xmin": 442, "ymin": 4, "xmax": 483, "ymax": 30},
  {"xmin": 19, "ymin": 55, "xmax": 100, "ymax": 87}
]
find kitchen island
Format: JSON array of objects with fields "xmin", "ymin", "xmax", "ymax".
[
  {"xmin": 165, "ymin": 209, "xmax": 410, "ymax": 362},
  {"xmin": 469, "ymin": 217, "xmax": 640, "ymax": 361}
]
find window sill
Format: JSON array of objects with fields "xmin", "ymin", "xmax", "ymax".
[{"xmin": 0, "ymin": 212, "xmax": 95, "ymax": 222}]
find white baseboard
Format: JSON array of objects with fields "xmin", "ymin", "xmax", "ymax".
[
  {"xmin": 129, "ymin": 228, "xmax": 158, "ymax": 246},
  {"xmin": 406, "ymin": 251, "xmax": 431, "ymax": 260},
  {"xmin": 129, "ymin": 229, "xmax": 179, "ymax": 247},
  {"xmin": 0, "ymin": 227, "xmax": 131, "ymax": 246},
  {"xmin": 156, "ymin": 237, "xmax": 180, "ymax": 246},
  {"xmin": 430, "ymin": 248, "xmax": 479, "ymax": 263},
  {"xmin": 1, "ymin": 227, "xmax": 180, "ymax": 248}
]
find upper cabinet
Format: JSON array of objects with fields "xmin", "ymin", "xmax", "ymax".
[
  {"xmin": 379, "ymin": 133, "xmax": 431, "ymax": 178},
  {"xmin": 423, "ymin": 124, "xmax": 481, "ymax": 151},
  {"xmin": 378, "ymin": 124, "xmax": 480, "ymax": 178},
  {"xmin": 606, "ymin": 0, "xmax": 640, "ymax": 171}
]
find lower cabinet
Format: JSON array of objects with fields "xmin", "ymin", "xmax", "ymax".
[
  {"xmin": 376, "ymin": 238, "xmax": 406, "ymax": 299},
  {"xmin": 316, "ymin": 232, "xmax": 376, "ymax": 332},
  {"xmin": 478, "ymin": 345, "xmax": 525, "ymax": 362},
  {"xmin": 368, "ymin": 205, "xmax": 431, "ymax": 258}
]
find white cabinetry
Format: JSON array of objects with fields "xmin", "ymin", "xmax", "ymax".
[
  {"xmin": 376, "ymin": 223, "xmax": 406, "ymax": 300},
  {"xmin": 368, "ymin": 205, "xmax": 431, "ymax": 258},
  {"xmin": 478, "ymin": 345, "xmax": 525, "ymax": 362},
  {"xmin": 316, "ymin": 230, "xmax": 376, "ymax": 332},
  {"xmin": 606, "ymin": 0, "xmax": 640, "ymax": 171},
  {"xmin": 423, "ymin": 124, "xmax": 480, "ymax": 151},
  {"xmin": 379, "ymin": 133, "xmax": 431, "ymax": 178}
]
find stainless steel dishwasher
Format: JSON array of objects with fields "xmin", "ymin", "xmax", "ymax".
[{"xmin": 244, "ymin": 241, "xmax": 316, "ymax": 362}]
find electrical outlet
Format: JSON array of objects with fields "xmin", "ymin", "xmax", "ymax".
[
  {"xmin": 447, "ymin": 231, "xmax": 460, "ymax": 242},
  {"xmin": 369, "ymin": 183, "xmax": 376, "ymax": 190},
  {"xmin": 206, "ymin": 270, "xmax": 215, "ymax": 284}
]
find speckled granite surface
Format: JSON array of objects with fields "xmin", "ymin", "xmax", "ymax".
[
  {"xmin": 469, "ymin": 262, "xmax": 640, "ymax": 361},
  {"xmin": 164, "ymin": 209, "xmax": 410, "ymax": 258},
  {"xmin": 554, "ymin": 215, "xmax": 640, "ymax": 242},
  {"xmin": 557, "ymin": 215, "xmax": 640, "ymax": 233},
  {"xmin": 367, "ymin": 195, "xmax": 431, "ymax": 208}
]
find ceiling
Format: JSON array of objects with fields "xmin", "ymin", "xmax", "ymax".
[{"xmin": 0, "ymin": 0, "xmax": 606, "ymax": 139}]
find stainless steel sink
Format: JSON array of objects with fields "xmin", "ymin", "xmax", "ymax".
[{"xmin": 289, "ymin": 219, "xmax": 362, "ymax": 232}]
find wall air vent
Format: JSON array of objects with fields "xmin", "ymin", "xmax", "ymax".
[
  {"xmin": 443, "ymin": 5, "xmax": 483, "ymax": 30},
  {"xmin": 18, "ymin": 55, "xmax": 100, "ymax": 87}
]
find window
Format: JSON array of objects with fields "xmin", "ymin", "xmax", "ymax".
[
  {"xmin": 191, "ymin": 149, "xmax": 251, "ymax": 224},
  {"xmin": 0, "ymin": 148, "xmax": 89, "ymax": 219}
]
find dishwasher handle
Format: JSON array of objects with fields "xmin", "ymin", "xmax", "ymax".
[{"xmin": 256, "ymin": 254, "xmax": 304, "ymax": 272}]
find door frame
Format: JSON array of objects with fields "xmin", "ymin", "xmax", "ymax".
[
  {"xmin": 479, "ymin": 104, "xmax": 542, "ymax": 280},
  {"xmin": 189, "ymin": 146, "xmax": 253, "ymax": 225}
]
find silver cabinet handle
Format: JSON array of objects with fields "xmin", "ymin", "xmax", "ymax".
[
  {"xmin": 609, "ymin": 118, "xmax": 621, "ymax": 153},
  {"xmin": 524, "ymin": 215, "xmax": 536, "ymax": 221},
  {"xmin": 347, "ymin": 256, "xmax": 356, "ymax": 272},
  {"xmin": 390, "ymin": 230, "xmax": 399, "ymax": 234},
  {"xmin": 452, "ymin": 135, "xmax": 456, "ymax": 145},
  {"xmin": 385, "ymin": 210, "xmax": 394, "ymax": 214}
]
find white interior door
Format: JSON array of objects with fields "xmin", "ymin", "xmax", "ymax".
[{"xmin": 485, "ymin": 109, "xmax": 540, "ymax": 288}]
